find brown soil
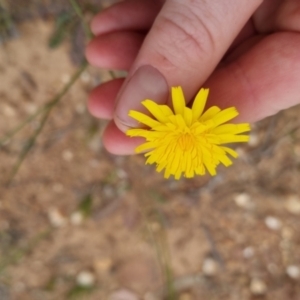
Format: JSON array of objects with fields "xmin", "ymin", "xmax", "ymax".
[{"xmin": 0, "ymin": 18, "xmax": 300, "ymax": 300}]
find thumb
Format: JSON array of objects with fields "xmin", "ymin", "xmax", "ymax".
[{"xmin": 114, "ymin": 0, "xmax": 263, "ymax": 132}]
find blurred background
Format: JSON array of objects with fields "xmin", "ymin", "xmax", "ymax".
[{"xmin": 0, "ymin": 1, "xmax": 300, "ymax": 299}]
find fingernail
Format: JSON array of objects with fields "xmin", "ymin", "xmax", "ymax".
[{"xmin": 114, "ymin": 65, "xmax": 169, "ymax": 132}]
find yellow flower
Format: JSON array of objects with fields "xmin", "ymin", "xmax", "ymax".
[{"xmin": 126, "ymin": 86, "xmax": 250, "ymax": 180}]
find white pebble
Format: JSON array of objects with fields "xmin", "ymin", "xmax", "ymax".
[
  {"xmin": 80, "ymin": 71, "xmax": 91, "ymax": 83},
  {"xmin": 202, "ymin": 258, "xmax": 218, "ymax": 276},
  {"xmin": 250, "ymin": 278, "xmax": 267, "ymax": 295},
  {"xmin": 48, "ymin": 208, "xmax": 67, "ymax": 228},
  {"xmin": 61, "ymin": 74, "xmax": 71, "ymax": 83},
  {"xmin": 76, "ymin": 271, "xmax": 95, "ymax": 287},
  {"xmin": 75, "ymin": 103, "xmax": 86, "ymax": 114},
  {"xmin": 234, "ymin": 193, "xmax": 253, "ymax": 209},
  {"xmin": 70, "ymin": 211, "xmax": 83, "ymax": 225},
  {"xmin": 243, "ymin": 246, "xmax": 254, "ymax": 259},
  {"xmin": 108, "ymin": 289, "xmax": 139, "ymax": 300},
  {"xmin": 62, "ymin": 150, "xmax": 74, "ymax": 161},
  {"xmin": 265, "ymin": 216, "xmax": 282, "ymax": 231},
  {"xmin": 248, "ymin": 133, "xmax": 259, "ymax": 147},
  {"xmin": 285, "ymin": 196, "xmax": 300, "ymax": 215},
  {"xmin": 116, "ymin": 168, "xmax": 128, "ymax": 179},
  {"xmin": 286, "ymin": 265, "xmax": 300, "ymax": 279},
  {"xmin": 3, "ymin": 104, "xmax": 16, "ymax": 117}
]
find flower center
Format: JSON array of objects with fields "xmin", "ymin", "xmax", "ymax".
[{"xmin": 177, "ymin": 132, "xmax": 195, "ymax": 152}]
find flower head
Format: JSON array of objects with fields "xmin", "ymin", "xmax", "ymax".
[{"xmin": 126, "ymin": 86, "xmax": 250, "ymax": 180}]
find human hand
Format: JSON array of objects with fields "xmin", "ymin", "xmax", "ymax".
[{"xmin": 86, "ymin": 0, "xmax": 300, "ymax": 155}]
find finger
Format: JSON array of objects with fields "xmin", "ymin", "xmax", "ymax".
[
  {"xmin": 114, "ymin": 0, "xmax": 263, "ymax": 132},
  {"xmin": 88, "ymin": 78, "xmax": 125, "ymax": 119},
  {"xmin": 86, "ymin": 31, "xmax": 144, "ymax": 70},
  {"xmin": 253, "ymin": 0, "xmax": 300, "ymax": 33},
  {"xmin": 91, "ymin": 0, "xmax": 164, "ymax": 36},
  {"xmin": 103, "ymin": 121, "xmax": 144, "ymax": 155},
  {"xmin": 205, "ymin": 32, "xmax": 300, "ymax": 123}
]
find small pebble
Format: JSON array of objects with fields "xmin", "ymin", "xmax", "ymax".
[
  {"xmin": 268, "ymin": 263, "xmax": 279, "ymax": 275},
  {"xmin": 116, "ymin": 168, "xmax": 128, "ymax": 179},
  {"xmin": 80, "ymin": 71, "xmax": 91, "ymax": 83},
  {"xmin": 76, "ymin": 271, "xmax": 95, "ymax": 287},
  {"xmin": 234, "ymin": 193, "xmax": 253, "ymax": 209},
  {"xmin": 61, "ymin": 74, "xmax": 70, "ymax": 83},
  {"xmin": 48, "ymin": 208, "xmax": 67, "ymax": 228},
  {"xmin": 24, "ymin": 103, "xmax": 37, "ymax": 114},
  {"xmin": 62, "ymin": 150, "xmax": 74, "ymax": 161},
  {"xmin": 179, "ymin": 292, "xmax": 193, "ymax": 300},
  {"xmin": 265, "ymin": 216, "xmax": 282, "ymax": 231},
  {"xmin": 70, "ymin": 211, "xmax": 83, "ymax": 225},
  {"xmin": 202, "ymin": 258, "xmax": 218, "ymax": 276},
  {"xmin": 75, "ymin": 103, "xmax": 86, "ymax": 114},
  {"xmin": 94, "ymin": 257, "xmax": 113, "ymax": 273},
  {"xmin": 286, "ymin": 265, "xmax": 300, "ymax": 279},
  {"xmin": 294, "ymin": 145, "xmax": 300, "ymax": 157},
  {"xmin": 243, "ymin": 246, "xmax": 254, "ymax": 259},
  {"xmin": 248, "ymin": 133, "xmax": 259, "ymax": 147},
  {"xmin": 250, "ymin": 278, "xmax": 267, "ymax": 295},
  {"xmin": 2, "ymin": 104, "xmax": 16, "ymax": 117},
  {"xmin": 285, "ymin": 196, "xmax": 300, "ymax": 215},
  {"xmin": 108, "ymin": 289, "xmax": 139, "ymax": 300}
]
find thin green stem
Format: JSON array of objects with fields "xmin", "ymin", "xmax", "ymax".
[
  {"xmin": 0, "ymin": 61, "xmax": 88, "ymax": 148},
  {"xmin": 69, "ymin": 0, "xmax": 93, "ymax": 40},
  {"xmin": 6, "ymin": 61, "xmax": 88, "ymax": 184}
]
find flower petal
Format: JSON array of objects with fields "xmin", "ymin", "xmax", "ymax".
[
  {"xmin": 172, "ymin": 86, "xmax": 185, "ymax": 115},
  {"xmin": 199, "ymin": 106, "xmax": 221, "ymax": 122},
  {"xmin": 142, "ymin": 100, "xmax": 170, "ymax": 123},
  {"xmin": 211, "ymin": 123, "xmax": 251, "ymax": 135},
  {"xmin": 211, "ymin": 107, "xmax": 239, "ymax": 126},
  {"xmin": 183, "ymin": 107, "xmax": 193, "ymax": 126},
  {"xmin": 192, "ymin": 88, "xmax": 209, "ymax": 121},
  {"xmin": 128, "ymin": 110, "xmax": 161, "ymax": 128}
]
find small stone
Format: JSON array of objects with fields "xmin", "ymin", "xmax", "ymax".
[
  {"xmin": 70, "ymin": 211, "xmax": 83, "ymax": 225},
  {"xmin": 243, "ymin": 246, "xmax": 254, "ymax": 259},
  {"xmin": 3, "ymin": 104, "xmax": 16, "ymax": 117},
  {"xmin": 25, "ymin": 103, "xmax": 37, "ymax": 114},
  {"xmin": 248, "ymin": 133, "xmax": 259, "ymax": 147},
  {"xmin": 294, "ymin": 145, "xmax": 300, "ymax": 157},
  {"xmin": 286, "ymin": 265, "xmax": 300, "ymax": 279},
  {"xmin": 265, "ymin": 216, "xmax": 282, "ymax": 231},
  {"xmin": 61, "ymin": 74, "xmax": 70, "ymax": 83},
  {"xmin": 234, "ymin": 193, "xmax": 253, "ymax": 209},
  {"xmin": 268, "ymin": 263, "xmax": 279, "ymax": 275},
  {"xmin": 76, "ymin": 271, "xmax": 95, "ymax": 287},
  {"xmin": 285, "ymin": 196, "xmax": 300, "ymax": 215},
  {"xmin": 75, "ymin": 103, "xmax": 86, "ymax": 114},
  {"xmin": 250, "ymin": 278, "xmax": 267, "ymax": 295},
  {"xmin": 80, "ymin": 71, "xmax": 91, "ymax": 83},
  {"xmin": 202, "ymin": 258, "xmax": 218, "ymax": 276},
  {"xmin": 94, "ymin": 258, "xmax": 113, "ymax": 273},
  {"xmin": 62, "ymin": 150, "xmax": 74, "ymax": 161},
  {"xmin": 88, "ymin": 137, "xmax": 102, "ymax": 152},
  {"xmin": 116, "ymin": 169, "xmax": 128, "ymax": 179},
  {"xmin": 108, "ymin": 289, "xmax": 139, "ymax": 300},
  {"xmin": 179, "ymin": 292, "xmax": 193, "ymax": 300},
  {"xmin": 149, "ymin": 222, "xmax": 161, "ymax": 232},
  {"xmin": 48, "ymin": 208, "xmax": 67, "ymax": 228},
  {"xmin": 281, "ymin": 227, "xmax": 294, "ymax": 239}
]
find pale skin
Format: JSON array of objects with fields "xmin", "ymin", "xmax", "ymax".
[{"xmin": 85, "ymin": 0, "xmax": 300, "ymax": 155}]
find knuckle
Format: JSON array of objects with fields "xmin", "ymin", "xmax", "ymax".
[{"xmin": 152, "ymin": 5, "xmax": 216, "ymax": 69}]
